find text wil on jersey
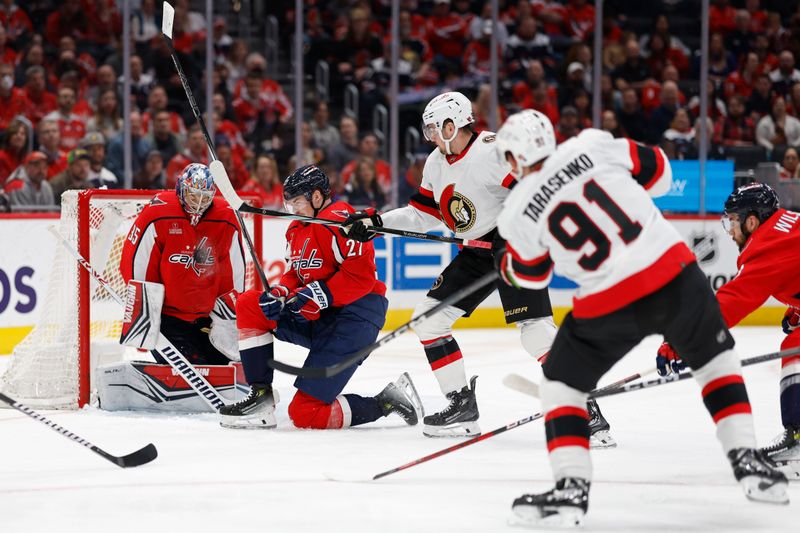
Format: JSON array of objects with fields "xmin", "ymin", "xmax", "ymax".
[{"xmin": 523, "ymin": 154, "xmax": 595, "ymax": 223}]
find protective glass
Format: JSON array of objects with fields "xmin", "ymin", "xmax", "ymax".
[
  {"xmin": 422, "ymin": 123, "xmax": 439, "ymax": 142},
  {"xmin": 284, "ymin": 195, "xmax": 310, "ymax": 215},
  {"xmin": 721, "ymin": 213, "xmax": 740, "ymax": 233}
]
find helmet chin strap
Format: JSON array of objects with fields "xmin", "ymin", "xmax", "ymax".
[{"xmin": 442, "ymin": 125, "xmax": 460, "ymax": 155}]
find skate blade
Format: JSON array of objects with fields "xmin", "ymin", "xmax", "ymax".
[
  {"xmin": 423, "ymin": 421, "xmax": 481, "ymax": 438},
  {"xmin": 509, "ymin": 505, "xmax": 585, "ymax": 528},
  {"xmin": 740, "ymin": 476, "xmax": 790, "ymax": 505},
  {"xmin": 772, "ymin": 460, "xmax": 800, "ymax": 481},
  {"xmin": 219, "ymin": 415, "xmax": 277, "ymax": 430},
  {"xmin": 397, "ymin": 372, "xmax": 425, "ymax": 420},
  {"xmin": 589, "ymin": 430, "xmax": 617, "ymax": 449}
]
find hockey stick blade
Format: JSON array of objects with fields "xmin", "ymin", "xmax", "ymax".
[
  {"xmin": 503, "ymin": 373, "xmax": 539, "ymax": 398},
  {"xmin": 266, "ymin": 271, "xmax": 499, "ymax": 378},
  {"xmin": 209, "ymin": 160, "xmax": 490, "ymax": 249},
  {"xmin": 372, "ymin": 369, "xmax": 647, "ymax": 480},
  {"xmin": 590, "ymin": 346, "xmax": 800, "ymax": 399},
  {"xmin": 0, "ymin": 392, "xmax": 158, "ymax": 468},
  {"xmin": 161, "ymin": 2, "xmax": 174, "ymax": 39}
]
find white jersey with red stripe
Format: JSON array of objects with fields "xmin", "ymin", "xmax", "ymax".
[
  {"xmin": 381, "ymin": 130, "xmax": 515, "ymax": 240},
  {"xmin": 497, "ymin": 128, "xmax": 695, "ymax": 319}
]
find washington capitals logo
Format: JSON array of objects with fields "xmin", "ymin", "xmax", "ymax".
[
  {"xmin": 168, "ymin": 237, "xmax": 216, "ymax": 276},
  {"xmin": 290, "ymin": 238, "xmax": 323, "ymax": 281}
]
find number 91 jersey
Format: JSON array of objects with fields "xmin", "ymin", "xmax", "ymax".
[{"xmin": 497, "ymin": 128, "xmax": 695, "ymax": 319}]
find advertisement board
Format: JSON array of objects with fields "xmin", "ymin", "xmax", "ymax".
[{"xmin": 653, "ymin": 160, "xmax": 734, "ymax": 213}]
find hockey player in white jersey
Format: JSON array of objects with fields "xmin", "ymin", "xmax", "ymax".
[
  {"xmin": 493, "ymin": 110, "xmax": 788, "ymax": 527},
  {"xmin": 340, "ymin": 91, "xmax": 583, "ymax": 439}
]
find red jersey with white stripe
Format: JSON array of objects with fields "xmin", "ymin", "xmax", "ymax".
[
  {"xmin": 498, "ymin": 128, "xmax": 694, "ymax": 318},
  {"xmin": 716, "ymin": 209, "xmax": 800, "ymax": 327},
  {"xmin": 43, "ymin": 110, "xmax": 86, "ymax": 151},
  {"xmin": 280, "ymin": 201, "xmax": 386, "ymax": 306},
  {"xmin": 120, "ymin": 192, "xmax": 245, "ymax": 322},
  {"xmin": 382, "ymin": 130, "xmax": 515, "ymax": 241}
]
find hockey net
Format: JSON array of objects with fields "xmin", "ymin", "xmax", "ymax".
[{"xmin": 0, "ymin": 189, "xmax": 264, "ymax": 409}]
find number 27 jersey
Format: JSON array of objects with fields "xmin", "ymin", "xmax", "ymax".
[{"xmin": 497, "ymin": 129, "xmax": 695, "ymax": 319}]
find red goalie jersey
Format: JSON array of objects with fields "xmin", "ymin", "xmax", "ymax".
[
  {"xmin": 279, "ymin": 201, "xmax": 386, "ymax": 305},
  {"xmin": 120, "ymin": 192, "xmax": 246, "ymax": 321}
]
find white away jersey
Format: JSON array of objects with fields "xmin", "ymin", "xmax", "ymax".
[
  {"xmin": 497, "ymin": 128, "xmax": 695, "ymax": 319},
  {"xmin": 382, "ymin": 131, "xmax": 515, "ymax": 240}
]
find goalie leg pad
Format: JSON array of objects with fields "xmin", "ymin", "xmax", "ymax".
[{"xmin": 120, "ymin": 280, "xmax": 164, "ymax": 350}]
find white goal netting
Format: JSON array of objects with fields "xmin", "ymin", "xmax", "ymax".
[{"xmin": 0, "ymin": 190, "xmax": 262, "ymax": 409}]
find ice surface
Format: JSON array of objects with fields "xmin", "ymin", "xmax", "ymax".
[{"xmin": 0, "ymin": 328, "xmax": 797, "ymax": 532}]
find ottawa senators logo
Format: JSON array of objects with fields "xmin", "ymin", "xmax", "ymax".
[
  {"xmin": 439, "ymin": 183, "xmax": 476, "ymax": 233},
  {"xmin": 431, "ymin": 275, "xmax": 443, "ymax": 290}
]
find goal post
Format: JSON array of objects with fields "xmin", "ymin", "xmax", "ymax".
[{"xmin": 1, "ymin": 189, "xmax": 264, "ymax": 409}]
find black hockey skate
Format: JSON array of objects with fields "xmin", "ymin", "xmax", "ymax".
[
  {"xmin": 423, "ymin": 375, "xmax": 480, "ymax": 438},
  {"xmin": 219, "ymin": 384, "xmax": 279, "ymax": 429},
  {"xmin": 728, "ymin": 448, "xmax": 789, "ymax": 504},
  {"xmin": 511, "ymin": 477, "xmax": 590, "ymax": 528},
  {"xmin": 761, "ymin": 426, "xmax": 800, "ymax": 480},
  {"xmin": 587, "ymin": 398, "xmax": 616, "ymax": 449},
  {"xmin": 377, "ymin": 372, "xmax": 424, "ymax": 425}
]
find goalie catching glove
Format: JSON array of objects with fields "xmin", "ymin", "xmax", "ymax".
[
  {"xmin": 655, "ymin": 341, "xmax": 686, "ymax": 377},
  {"xmin": 209, "ymin": 290, "xmax": 240, "ymax": 361},
  {"xmin": 286, "ymin": 281, "xmax": 332, "ymax": 322},
  {"xmin": 339, "ymin": 209, "xmax": 382, "ymax": 242},
  {"xmin": 120, "ymin": 280, "xmax": 164, "ymax": 350}
]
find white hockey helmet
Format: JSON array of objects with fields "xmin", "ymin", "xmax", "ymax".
[
  {"xmin": 496, "ymin": 109, "xmax": 556, "ymax": 178},
  {"xmin": 421, "ymin": 91, "xmax": 474, "ymax": 154}
]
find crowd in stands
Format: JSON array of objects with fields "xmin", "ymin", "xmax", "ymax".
[{"xmin": 3, "ymin": 0, "xmax": 800, "ymax": 213}]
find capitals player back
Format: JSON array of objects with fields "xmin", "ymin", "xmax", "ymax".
[{"xmin": 498, "ymin": 128, "xmax": 695, "ymax": 318}]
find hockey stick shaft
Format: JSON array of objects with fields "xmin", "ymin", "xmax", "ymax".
[
  {"xmin": 268, "ymin": 270, "xmax": 500, "ymax": 378},
  {"xmin": 0, "ymin": 392, "xmax": 157, "ymax": 468},
  {"xmin": 49, "ymin": 225, "xmax": 227, "ymax": 412},
  {"xmin": 373, "ymin": 370, "xmax": 643, "ymax": 480},
  {"xmin": 590, "ymin": 346, "xmax": 800, "ymax": 399},
  {"xmin": 161, "ymin": 2, "xmax": 269, "ymax": 290}
]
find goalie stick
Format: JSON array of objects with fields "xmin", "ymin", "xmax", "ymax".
[
  {"xmin": 0, "ymin": 392, "xmax": 157, "ymax": 468},
  {"xmin": 161, "ymin": 1, "xmax": 269, "ymax": 290},
  {"xmin": 48, "ymin": 226, "xmax": 227, "ymax": 413},
  {"xmin": 267, "ymin": 270, "xmax": 499, "ymax": 378}
]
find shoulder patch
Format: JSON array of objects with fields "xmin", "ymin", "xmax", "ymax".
[
  {"xmin": 482, "ymin": 135, "xmax": 496, "ymax": 143},
  {"xmin": 150, "ymin": 195, "xmax": 167, "ymax": 206},
  {"xmin": 329, "ymin": 209, "xmax": 351, "ymax": 220}
]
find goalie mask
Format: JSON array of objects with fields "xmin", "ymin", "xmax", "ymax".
[
  {"xmin": 421, "ymin": 91, "xmax": 474, "ymax": 155},
  {"xmin": 176, "ymin": 163, "xmax": 215, "ymax": 225},
  {"xmin": 496, "ymin": 109, "xmax": 556, "ymax": 179}
]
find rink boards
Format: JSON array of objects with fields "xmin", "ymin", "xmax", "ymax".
[{"xmin": 0, "ymin": 213, "xmax": 783, "ymax": 355}]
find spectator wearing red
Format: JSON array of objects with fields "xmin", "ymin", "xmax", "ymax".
[
  {"xmin": 240, "ymin": 154, "xmax": 283, "ymax": 209},
  {"xmin": 0, "ymin": 119, "xmax": 30, "ymax": 183},
  {"xmin": 745, "ymin": 0, "xmax": 767, "ymax": 33},
  {"xmin": 0, "ymin": 62, "xmax": 26, "ymax": 131},
  {"xmin": 554, "ymin": 106, "xmax": 580, "ymax": 144},
  {"xmin": 344, "ymin": 156, "xmax": 386, "ymax": 210},
  {"xmin": 0, "ymin": 24, "xmax": 16, "ymax": 66},
  {"xmin": 426, "ymin": 0, "xmax": 468, "ymax": 70},
  {"xmin": 640, "ymin": 65, "xmax": 687, "ymax": 116},
  {"xmin": 232, "ymin": 71, "xmax": 291, "ymax": 142},
  {"xmin": 724, "ymin": 52, "xmax": 760, "ymax": 100},
  {"xmin": 462, "ymin": 20, "xmax": 504, "ymax": 80},
  {"xmin": 512, "ymin": 60, "xmax": 558, "ymax": 112},
  {"xmin": 770, "ymin": 51, "xmax": 800, "ymax": 99},
  {"xmin": 141, "ymin": 85, "xmax": 187, "ymax": 140},
  {"xmin": 779, "ymin": 147, "xmax": 800, "ymax": 180},
  {"xmin": 37, "ymin": 119, "xmax": 68, "ymax": 179},
  {"xmin": 0, "ymin": 0, "xmax": 32, "ymax": 46},
  {"xmin": 688, "ymin": 80, "xmax": 728, "ymax": 122},
  {"xmin": 50, "ymin": 148, "xmax": 91, "ymax": 206},
  {"xmin": 215, "ymin": 136, "xmax": 249, "ymax": 190},
  {"xmin": 530, "ymin": 0, "xmax": 567, "ymax": 36},
  {"xmin": 85, "ymin": 0, "xmax": 123, "ymax": 50},
  {"xmin": 45, "ymin": 0, "xmax": 88, "ymax": 46},
  {"xmin": 340, "ymin": 133, "xmax": 390, "ymax": 193},
  {"xmin": 211, "ymin": 103, "xmax": 247, "ymax": 161},
  {"xmin": 713, "ymin": 94, "xmax": 756, "ymax": 146},
  {"xmin": 644, "ymin": 33, "xmax": 689, "ymax": 78},
  {"xmin": 753, "ymin": 34, "xmax": 779, "ymax": 76},
  {"xmin": 43, "ymin": 87, "xmax": 87, "ymax": 152},
  {"xmin": 22, "ymin": 66, "xmax": 56, "ymax": 127},
  {"xmin": 526, "ymin": 80, "xmax": 560, "ymax": 126},
  {"xmin": 709, "ymin": 0, "xmax": 737, "ymax": 35},
  {"xmin": 86, "ymin": 89, "xmax": 122, "ymax": 142},
  {"xmin": 166, "ymin": 125, "xmax": 208, "ymax": 188},
  {"xmin": 565, "ymin": 0, "xmax": 595, "ymax": 41}
]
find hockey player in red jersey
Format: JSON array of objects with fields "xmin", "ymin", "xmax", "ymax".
[
  {"xmin": 120, "ymin": 163, "xmax": 245, "ymax": 366},
  {"xmin": 219, "ymin": 165, "xmax": 423, "ymax": 430},
  {"xmin": 657, "ymin": 182, "xmax": 800, "ymax": 479},
  {"xmin": 493, "ymin": 110, "xmax": 787, "ymax": 526},
  {"xmin": 340, "ymin": 91, "xmax": 585, "ymax": 440}
]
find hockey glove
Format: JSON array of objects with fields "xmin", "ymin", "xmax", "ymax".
[
  {"xmin": 782, "ymin": 307, "xmax": 800, "ymax": 335},
  {"xmin": 340, "ymin": 209, "xmax": 382, "ymax": 242},
  {"xmin": 493, "ymin": 247, "xmax": 520, "ymax": 289},
  {"xmin": 258, "ymin": 285, "xmax": 290, "ymax": 322},
  {"xmin": 286, "ymin": 281, "xmax": 332, "ymax": 322},
  {"xmin": 655, "ymin": 342, "xmax": 686, "ymax": 377}
]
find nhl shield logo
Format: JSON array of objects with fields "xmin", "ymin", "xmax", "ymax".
[
  {"xmin": 690, "ymin": 232, "xmax": 717, "ymax": 264},
  {"xmin": 440, "ymin": 183, "xmax": 477, "ymax": 233}
]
